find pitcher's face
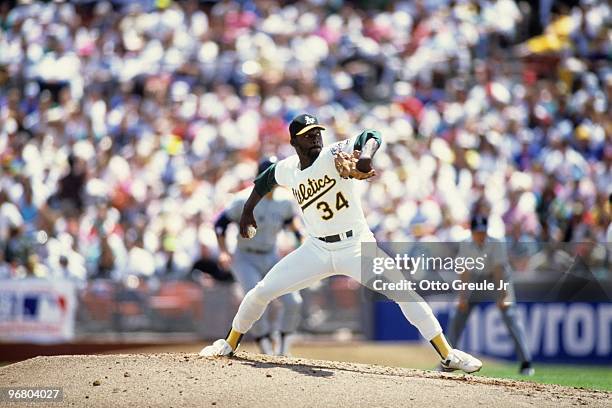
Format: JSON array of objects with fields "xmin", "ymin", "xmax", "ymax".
[{"xmin": 292, "ymin": 128, "xmax": 323, "ymax": 160}]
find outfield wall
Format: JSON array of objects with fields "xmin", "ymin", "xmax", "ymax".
[{"xmin": 372, "ymin": 301, "xmax": 612, "ymax": 365}]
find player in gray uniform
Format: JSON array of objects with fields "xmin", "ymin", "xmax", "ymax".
[
  {"xmin": 214, "ymin": 158, "xmax": 303, "ymax": 355},
  {"xmin": 447, "ymin": 214, "xmax": 534, "ymax": 375}
]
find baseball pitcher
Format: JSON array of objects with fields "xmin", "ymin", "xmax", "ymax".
[
  {"xmin": 200, "ymin": 114, "xmax": 482, "ymax": 373},
  {"xmin": 214, "ymin": 158, "xmax": 303, "ymax": 355}
]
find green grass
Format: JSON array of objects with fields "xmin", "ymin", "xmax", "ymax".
[{"xmin": 473, "ymin": 361, "xmax": 612, "ymax": 392}]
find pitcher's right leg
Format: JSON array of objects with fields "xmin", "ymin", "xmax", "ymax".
[
  {"xmin": 232, "ymin": 240, "xmax": 331, "ymax": 335},
  {"xmin": 231, "ymin": 250, "xmax": 271, "ymax": 341},
  {"xmin": 200, "ymin": 239, "xmax": 332, "ymax": 357}
]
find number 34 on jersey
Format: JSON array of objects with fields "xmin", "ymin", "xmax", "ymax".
[{"xmin": 316, "ymin": 192, "xmax": 349, "ymax": 220}]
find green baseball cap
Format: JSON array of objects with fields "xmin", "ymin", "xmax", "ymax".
[{"xmin": 289, "ymin": 114, "xmax": 326, "ymax": 137}]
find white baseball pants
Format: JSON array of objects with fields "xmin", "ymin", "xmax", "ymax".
[
  {"xmin": 232, "ymin": 231, "xmax": 442, "ymax": 341},
  {"xmin": 231, "ymin": 249, "xmax": 302, "ymax": 338}
]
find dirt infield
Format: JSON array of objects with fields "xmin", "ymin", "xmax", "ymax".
[{"xmin": 1, "ymin": 352, "xmax": 609, "ymax": 408}]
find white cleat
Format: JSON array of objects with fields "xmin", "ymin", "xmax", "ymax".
[
  {"xmin": 519, "ymin": 362, "xmax": 535, "ymax": 376},
  {"xmin": 520, "ymin": 367, "xmax": 535, "ymax": 376},
  {"xmin": 440, "ymin": 349, "xmax": 482, "ymax": 374},
  {"xmin": 199, "ymin": 339, "xmax": 234, "ymax": 357}
]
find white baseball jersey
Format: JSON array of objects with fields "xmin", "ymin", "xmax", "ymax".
[{"xmin": 274, "ymin": 136, "xmax": 369, "ymax": 239}]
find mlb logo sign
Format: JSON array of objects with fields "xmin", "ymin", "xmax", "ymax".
[
  {"xmin": 0, "ymin": 279, "xmax": 77, "ymax": 343},
  {"xmin": 0, "ymin": 291, "xmax": 67, "ymax": 323},
  {"xmin": 23, "ymin": 293, "xmax": 68, "ymax": 323}
]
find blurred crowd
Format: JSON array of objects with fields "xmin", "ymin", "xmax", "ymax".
[{"xmin": 0, "ymin": 0, "xmax": 610, "ymax": 284}]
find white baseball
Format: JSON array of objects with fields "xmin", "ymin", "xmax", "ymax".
[{"xmin": 246, "ymin": 225, "xmax": 257, "ymax": 239}]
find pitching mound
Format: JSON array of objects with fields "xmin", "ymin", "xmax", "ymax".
[{"xmin": 1, "ymin": 352, "xmax": 608, "ymax": 407}]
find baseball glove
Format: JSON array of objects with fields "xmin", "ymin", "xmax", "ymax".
[{"xmin": 334, "ymin": 150, "xmax": 376, "ymax": 180}]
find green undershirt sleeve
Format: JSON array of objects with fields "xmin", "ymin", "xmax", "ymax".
[
  {"xmin": 353, "ymin": 129, "xmax": 382, "ymax": 151},
  {"xmin": 253, "ymin": 163, "xmax": 278, "ymax": 196}
]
